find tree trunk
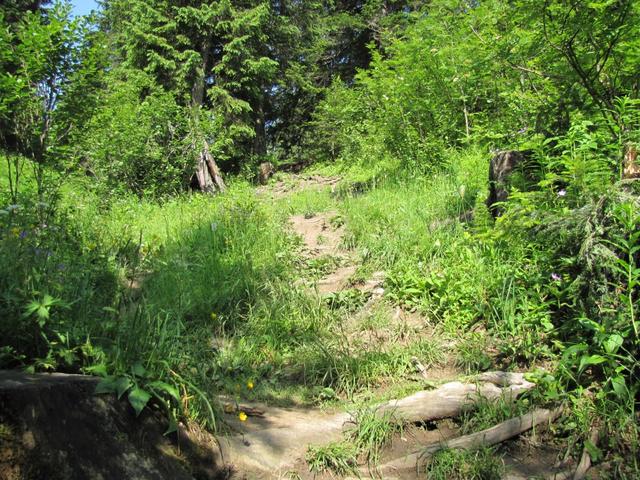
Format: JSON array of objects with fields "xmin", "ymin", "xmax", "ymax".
[
  {"xmin": 192, "ymin": 40, "xmax": 226, "ymax": 193},
  {"xmin": 253, "ymin": 95, "xmax": 267, "ymax": 157}
]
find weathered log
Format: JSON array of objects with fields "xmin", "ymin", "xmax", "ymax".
[
  {"xmin": 375, "ymin": 373, "xmax": 535, "ymax": 423},
  {"xmin": 193, "ymin": 140, "xmax": 226, "ymax": 193},
  {"xmin": 377, "ymin": 406, "xmax": 563, "ymax": 475},
  {"xmin": 217, "ymin": 372, "xmax": 536, "ymax": 473}
]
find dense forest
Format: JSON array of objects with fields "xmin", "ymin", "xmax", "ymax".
[{"xmin": 1, "ymin": 0, "xmax": 639, "ymax": 478}]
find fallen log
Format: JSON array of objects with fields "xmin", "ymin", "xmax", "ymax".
[
  {"xmin": 376, "ymin": 406, "xmax": 562, "ymax": 476},
  {"xmin": 375, "ymin": 372, "xmax": 535, "ymax": 422},
  {"xmin": 217, "ymin": 372, "xmax": 536, "ymax": 474}
]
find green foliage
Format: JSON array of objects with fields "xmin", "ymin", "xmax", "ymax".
[
  {"xmin": 455, "ymin": 333, "xmax": 493, "ymax": 374},
  {"xmin": 423, "ymin": 447, "xmax": 504, "ymax": 480},
  {"xmin": 81, "ymin": 70, "xmax": 192, "ymax": 196},
  {"xmin": 96, "ymin": 362, "xmax": 183, "ymax": 433},
  {"xmin": 0, "ymin": 179, "xmax": 118, "ymax": 371},
  {"xmin": 458, "ymin": 395, "xmax": 530, "ymax": 436},
  {"xmin": 306, "ymin": 407, "xmax": 404, "ymax": 473},
  {"xmin": 346, "ymin": 407, "xmax": 404, "ymax": 466},
  {"xmin": 306, "ymin": 441, "xmax": 358, "ymax": 476},
  {"xmin": 2, "ymin": 0, "xmax": 640, "ymax": 471}
]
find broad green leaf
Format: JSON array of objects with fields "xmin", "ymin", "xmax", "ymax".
[
  {"xmin": 562, "ymin": 343, "xmax": 588, "ymax": 360},
  {"xmin": 164, "ymin": 410, "xmax": 179, "ymax": 436},
  {"xmin": 584, "ymin": 440, "xmax": 603, "ymax": 462},
  {"xmin": 578, "ymin": 354, "xmax": 607, "ymax": 373},
  {"xmin": 95, "ymin": 376, "xmax": 118, "ymax": 394},
  {"xmin": 131, "ymin": 362, "xmax": 148, "ymax": 378},
  {"xmin": 128, "ymin": 387, "xmax": 152, "ymax": 416},
  {"xmin": 115, "ymin": 377, "xmax": 133, "ymax": 399},
  {"xmin": 610, "ymin": 375, "xmax": 629, "ymax": 401},
  {"xmin": 84, "ymin": 364, "xmax": 108, "ymax": 377},
  {"xmin": 148, "ymin": 381, "xmax": 180, "ymax": 403},
  {"xmin": 603, "ymin": 334, "xmax": 623, "ymax": 354}
]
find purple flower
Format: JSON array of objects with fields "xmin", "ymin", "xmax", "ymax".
[
  {"xmin": 557, "ymin": 189, "xmax": 567, "ymax": 197},
  {"xmin": 19, "ymin": 230, "xmax": 27, "ymax": 239},
  {"xmin": 551, "ymin": 273, "xmax": 561, "ymax": 282}
]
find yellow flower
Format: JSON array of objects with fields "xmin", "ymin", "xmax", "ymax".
[
  {"xmin": 238, "ymin": 411, "xmax": 248, "ymax": 422},
  {"xmin": 210, "ymin": 312, "xmax": 217, "ymax": 321},
  {"xmin": 10, "ymin": 227, "xmax": 20, "ymax": 238},
  {"xmin": 247, "ymin": 381, "xmax": 254, "ymax": 390}
]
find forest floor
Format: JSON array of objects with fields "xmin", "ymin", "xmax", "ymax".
[{"xmin": 217, "ymin": 173, "xmax": 572, "ymax": 480}]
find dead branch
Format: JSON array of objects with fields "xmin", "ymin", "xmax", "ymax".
[
  {"xmin": 377, "ymin": 407, "xmax": 563, "ymax": 475},
  {"xmin": 216, "ymin": 372, "xmax": 538, "ymax": 474}
]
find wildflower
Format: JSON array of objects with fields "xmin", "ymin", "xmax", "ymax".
[
  {"xmin": 247, "ymin": 380, "xmax": 254, "ymax": 390},
  {"xmin": 10, "ymin": 227, "xmax": 20, "ymax": 237},
  {"xmin": 19, "ymin": 230, "xmax": 27, "ymax": 240},
  {"xmin": 551, "ymin": 273, "xmax": 561, "ymax": 282},
  {"xmin": 210, "ymin": 312, "xmax": 218, "ymax": 321},
  {"xmin": 238, "ymin": 411, "xmax": 248, "ymax": 422},
  {"xmin": 557, "ymin": 189, "xmax": 567, "ymax": 197}
]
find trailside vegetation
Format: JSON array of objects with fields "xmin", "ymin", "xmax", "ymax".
[{"xmin": 1, "ymin": 0, "xmax": 639, "ymax": 476}]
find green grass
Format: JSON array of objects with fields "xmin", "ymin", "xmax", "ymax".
[
  {"xmin": 422, "ymin": 447, "xmax": 504, "ymax": 480},
  {"xmin": 306, "ymin": 441, "xmax": 359, "ymax": 476},
  {"xmin": 4, "ymin": 146, "xmax": 637, "ymax": 476},
  {"xmin": 305, "ymin": 406, "xmax": 404, "ymax": 473},
  {"xmin": 346, "ymin": 406, "xmax": 404, "ymax": 466}
]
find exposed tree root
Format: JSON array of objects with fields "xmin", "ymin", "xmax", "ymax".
[
  {"xmin": 217, "ymin": 372, "xmax": 536, "ymax": 474},
  {"xmin": 375, "ymin": 406, "xmax": 563, "ymax": 476},
  {"xmin": 572, "ymin": 424, "xmax": 600, "ymax": 480}
]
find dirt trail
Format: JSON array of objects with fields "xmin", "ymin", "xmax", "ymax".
[
  {"xmin": 256, "ymin": 174, "xmax": 341, "ymax": 199},
  {"xmin": 218, "ymin": 175, "xmax": 448, "ymax": 479},
  {"xmin": 220, "ymin": 175, "xmax": 565, "ymax": 480},
  {"xmin": 289, "ymin": 211, "xmax": 360, "ymax": 295}
]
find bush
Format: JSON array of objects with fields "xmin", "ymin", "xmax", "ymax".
[
  {"xmin": 81, "ymin": 70, "xmax": 193, "ymax": 197},
  {"xmin": 0, "ymin": 193, "xmax": 118, "ymax": 371}
]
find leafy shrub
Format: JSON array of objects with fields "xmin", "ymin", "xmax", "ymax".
[
  {"xmin": 0, "ymin": 193, "xmax": 118, "ymax": 371},
  {"xmin": 81, "ymin": 70, "xmax": 193, "ymax": 197}
]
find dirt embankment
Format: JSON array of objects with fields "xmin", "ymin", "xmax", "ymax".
[{"xmin": 0, "ymin": 371, "xmax": 226, "ymax": 480}]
